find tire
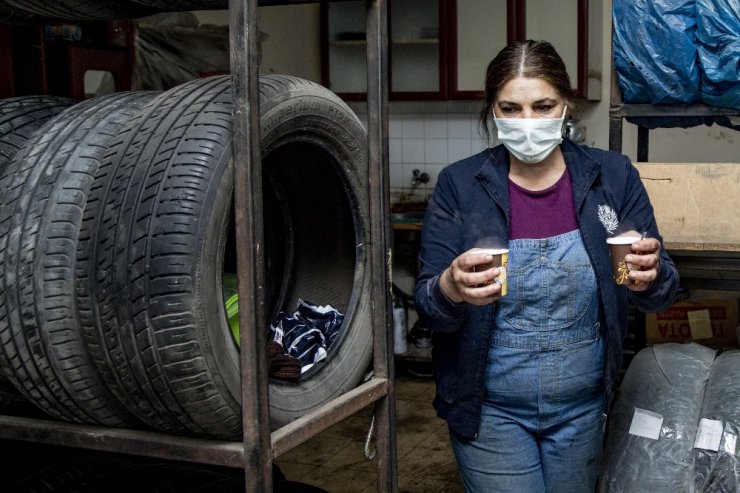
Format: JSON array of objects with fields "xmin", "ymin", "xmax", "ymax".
[
  {"xmin": 5, "ymin": 454, "xmax": 136, "ymax": 493},
  {"xmin": 0, "ymin": 92, "xmax": 157, "ymax": 426},
  {"xmin": 0, "ymin": 95, "xmax": 74, "ymax": 407},
  {"xmin": 84, "ymin": 462, "xmax": 231, "ymax": 492},
  {"xmin": 0, "ymin": 96, "xmax": 75, "ymax": 173},
  {"xmin": 1, "ymin": 0, "xmax": 153, "ymax": 20},
  {"xmin": 0, "ymin": 3, "xmax": 37, "ymax": 22},
  {"xmin": 129, "ymin": 0, "xmax": 227, "ymax": 10},
  {"xmin": 0, "ymin": 377, "xmax": 28, "ymax": 408},
  {"xmin": 193, "ymin": 474, "xmax": 332, "ymax": 493},
  {"xmin": 84, "ymin": 74, "xmax": 371, "ymax": 438}
]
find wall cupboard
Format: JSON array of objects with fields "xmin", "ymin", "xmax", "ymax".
[{"xmin": 321, "ymin": 0, "xmax": 601, "ymax": 101}]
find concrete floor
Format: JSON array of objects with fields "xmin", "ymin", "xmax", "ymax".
[{"xmin": 275, "ymin": 373, "xmax": 465, "ymax": 492}]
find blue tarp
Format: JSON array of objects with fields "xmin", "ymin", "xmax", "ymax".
[
  {"xmin": 697, "ymin": 0, "xmax": 740, "ymax": 109},
  {"xmin": 613, "ymin": 0, "xmax": 701, "ymax": 105},
  {"xmin": 613, "ymin": 0, "xmax": 739, "ymax": 111}
]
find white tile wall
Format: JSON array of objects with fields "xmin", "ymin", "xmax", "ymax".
[
  {"xmin": 346, "ymin": 101, "xmax": 492, "ymax": 300},
  {"xmin": 347, "ymin": 100, "xmax": 493, "ymax": 204},
  {"xmin": 401, "ymin": 114, "xmax": 425, "ymax": 138},
  {"xmin": 402, "ymin": 138, "xmax": 425, "ymax": 163}
]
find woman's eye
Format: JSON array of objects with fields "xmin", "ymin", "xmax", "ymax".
[
  {"xmin": 499, "ymin": 107, "xmax": 517, "ymax": 115},
  {"xmin": 535, "ymin": 105, "xmax": 555, "ymax": 114}
]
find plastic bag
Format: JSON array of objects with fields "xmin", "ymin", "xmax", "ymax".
[
  {"xmin": 613, "ymin": 0, "xmax": 701, "ymax": 104},
  {"xmin": 693, "ymin": 350, "xmax": 740, "ymax": 493},
  {"xmin": 696, "ymin": 0, "xmax": 740, "ymax": 109},
  {"xmin": 132, "ymin": 12, "xmax": 230, "ymax": 91},
  {"xmin": 599, "ymin": 343, "xmax": 716, "ymax": 492}
]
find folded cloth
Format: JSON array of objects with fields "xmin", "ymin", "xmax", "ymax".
[
  {"xmin": 269, "ymin": 300, "xmax": 344, "ymax": 373},
  {"xmin": 266, "ymin": 341, "xmax": 301, "ymax": 382},
  {"xmin": 266, "ymin": 340, "xmax": 284, "ymax": 360}
]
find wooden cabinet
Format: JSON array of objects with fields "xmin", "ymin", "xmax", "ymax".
[
  {"xmin": 322, "ymin": 0, "xmax": 366, "ymax": 96},
  {"xmin": 322, "ymin": 0, "xmax": 601, "ymax": 101},
  {"xmin": 0, "ymin": 20, "xmax": 133, "ymax": 100},
  {"xmin": 389, "ymin": 0, "xmax": 444, "ymax": 98},
  {"xmin": 524, "ymin": 0, "xmax": 601, "ymax": 100},
  {"xmin": 321, "ymin": 0, "xmax": 445, "ymax": 100},
  {"xmin": 447, "ymin": 0, "xmax": 516, "ymax": 98},
  {"xmin": 448, "ymin": 0, "xmax": 601, "ymax": 100}
]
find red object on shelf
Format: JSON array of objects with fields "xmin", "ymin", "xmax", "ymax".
[{"xmin": 66, "ymin": 44, "xmax": 131, "ymax": 99}]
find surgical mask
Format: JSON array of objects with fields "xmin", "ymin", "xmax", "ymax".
[{"xmin": 493, "ymin": 106, "xmax": 567, "ymax": 164}]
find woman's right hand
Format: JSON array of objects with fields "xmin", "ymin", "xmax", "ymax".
[{"xmin": 439, "ymin": 248, "xmax": 505, "ymax": 305}]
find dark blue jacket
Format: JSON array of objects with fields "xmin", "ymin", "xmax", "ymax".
[{"xmin": 415, "ymin": 140, "xmax": 679, "ymax": 439}]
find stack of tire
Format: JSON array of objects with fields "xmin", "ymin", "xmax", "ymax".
[
  {"xmin": 0, "ymin": 96, "xmax": 76, "ymax": 411},
  {"xmin": 0, "ymin": 1, "xmax": 229, "ymax": 21},
  {"xmin": 2, "ymin": 439, "xmax": 328, "ymax": 492},
  {"xmin": 0, "ymin": 75, "xmax": 373, "ymax": 439}
]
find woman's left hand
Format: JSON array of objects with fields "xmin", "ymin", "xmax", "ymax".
[{"xmin": 626, "ymin": 234, "xmax": 661, "ymax": 292}]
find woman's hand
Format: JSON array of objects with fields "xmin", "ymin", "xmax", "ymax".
[
  {"xmin": 625, "ymin": 233, "xmax": 661, "ymax": 292},
  {"xmin": 439, "ymin": 248, "xmax": 505, "ymax": 305}
]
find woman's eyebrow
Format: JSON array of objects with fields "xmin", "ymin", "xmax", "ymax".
[
  {"xmin": 497, "ymin": 97, "xmax": 559, "ymax": 106},
  {"xmin": 533, "ymin": 98, "xmax": 559, "ymax": 105}
]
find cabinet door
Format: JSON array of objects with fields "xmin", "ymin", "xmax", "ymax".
[
  {"xmin": 389, "ymin": 0, "xmax": 444, "ymax": 99},
  {"xmin": 525, "ymin": 0, "xmax": 582, "ymax": 98},
  {"xmin": 322, "ymin": 0, "xmax": 599, "ymax": 101},
  {"xmin": 448, "ymin": 0, "xmax": 599, "ymax": 101},
  {"xmin": 448, "ymin": 0, "xmax": 512, "ymax": 99},
  {"xmin": 323, "ymin": 0, "xmax": 368, "ymax": 98},
  {"xmin": 524, "ymin": 0, "xmax": 600, "ymax": 100},
  {"xmin": 321, "ymin": 0, "xmax": 445, "ymax": 100}
]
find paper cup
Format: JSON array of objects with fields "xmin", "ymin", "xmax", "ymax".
[
  {"xmin": 607, "ymin": 236, "xmax": 641, "ymax": 285},
  {"xmin": 474, "ymin": 248, "xmax": 509, "ymax": 296}
]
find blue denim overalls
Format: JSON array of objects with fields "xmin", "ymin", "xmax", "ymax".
[{"xmin": 451, "ymin": 230, "xmax": 606, "ymax": 493}]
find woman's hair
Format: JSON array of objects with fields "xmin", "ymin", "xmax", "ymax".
[{"xmin": 478, "ymin": 40, "xmax": 576, "ymax": 143}]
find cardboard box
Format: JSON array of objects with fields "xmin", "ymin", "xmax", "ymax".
[
  {"xmin": 645, "ymin": 290, "xmax": 740, "ymax": 348},
  {"xmin": 635, "ymin": 163, "xmax": 740, "ymax": 251}
]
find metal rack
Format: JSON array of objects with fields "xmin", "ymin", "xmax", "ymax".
[
  {"xmin": 0, "ymin": 1, "xmax": 397, "ymax": 491},
  {"xmin": 608, "ymin": 64, "xmax": 740, "ymax": 359},
  {"xmin": 608, "ymin": 66, "xmax": 739, "ymax": 161}
]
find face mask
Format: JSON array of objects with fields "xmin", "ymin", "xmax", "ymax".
[{"xmin": 493, "ymin": 106, "xmax": 567, "ymax": 164}]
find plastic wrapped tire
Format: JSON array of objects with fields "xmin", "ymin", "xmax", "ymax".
[
  {"xmin": 599, "ymin": 343, "xmax": 716, "ymax": 492},
  {"xmin": 694, "ymin": 350, "xmax": 740, "ymax": 492},
  {"xmin": 83, "ymin": 74, "xmax": 371, "ymax": 438}
]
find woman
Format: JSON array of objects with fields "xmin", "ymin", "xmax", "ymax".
[{"xmin": 414, "ymin": 40, "xmax": 679, "ymax": 492}]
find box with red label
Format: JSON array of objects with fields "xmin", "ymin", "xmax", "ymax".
[{"xmin": 645, "ymin": 290, "xmax": 740, "ymax": 348}]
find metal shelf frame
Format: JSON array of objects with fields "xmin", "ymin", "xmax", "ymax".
[
  {"xmin": 608, "ymin": 66, "xmax": 740, "ymax": 160},
  {"xmin": 608, "ymin": 51, "xmax": 740, "ymax": 359},
  {"xmin": 0, "ymin": 1, "xmax": 397, "ymax": 491}
]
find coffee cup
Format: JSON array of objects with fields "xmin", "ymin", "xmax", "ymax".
[
  {"xmin": 607, "ymin": 235, "xmax": 641, "ymax": 285},
  {"xmin": 474, "ymin": 248, "xmax": 509, "ymax": 296}
]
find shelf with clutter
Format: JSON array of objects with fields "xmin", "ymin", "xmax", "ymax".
[{"xmin": 0, "ymin": 1, "xmax": 398, "ymax": 492}]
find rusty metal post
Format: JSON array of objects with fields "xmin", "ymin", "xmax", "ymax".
[
  {"xmin": 366, "ymin": 0, "xmax": 397, "ymax": 491},
  {"xmin": 608, "ymin": 44, "xmax": 623, "ymax": 153},
  {"xmin": 229, "ymin": 0, "xmax": 272, "ymax": 491}
]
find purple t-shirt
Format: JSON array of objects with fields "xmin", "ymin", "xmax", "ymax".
[{"xmin": 508, "ymin": 169, "xmax": 579, "ymax": 240}]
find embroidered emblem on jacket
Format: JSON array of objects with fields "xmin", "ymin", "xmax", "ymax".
[{"xmin": 597, "ymin": 205, "xmax": 619, "ymax": 234}]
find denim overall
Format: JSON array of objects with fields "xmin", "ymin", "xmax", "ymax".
[{"xmin": 451, "ymin": 230, "xmax": 606, "ymax": 493}]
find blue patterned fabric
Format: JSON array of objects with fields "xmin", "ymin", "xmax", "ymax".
[{"xmin": 269, "ymin": 300, "xmax": 344, "ymax": 373}]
